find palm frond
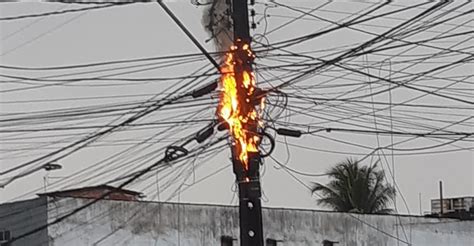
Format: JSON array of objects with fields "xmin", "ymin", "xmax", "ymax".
[{"xmin": 312, "ymin": 158, "xmax": 396, "ymax": 214}]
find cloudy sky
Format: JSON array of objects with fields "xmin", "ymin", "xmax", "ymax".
[{"xmin": 0, "ymin": 0, "xmax": 472, "ymax": 216}]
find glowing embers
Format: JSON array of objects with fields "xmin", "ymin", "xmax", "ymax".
[{"xmin": 218, "ymin": 43, "xmax": 263, "ymax": 169}]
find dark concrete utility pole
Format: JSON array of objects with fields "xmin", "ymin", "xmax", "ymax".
[
  {"xmin": 230, "ymin": 1, "xmax": 264, "ymax": 246},
  {"xmin": 439, "ymin": 180, "xmax": 444, "ymax": 215}
]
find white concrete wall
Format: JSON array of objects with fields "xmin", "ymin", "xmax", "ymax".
[{"xmin": 46, "ymin": 197, "xmax": 474, "ymax": 246}]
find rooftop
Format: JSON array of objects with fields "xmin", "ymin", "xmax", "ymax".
[{"xmin": 37, "ymin": 185, "xmax": 143, "ymax": 201}]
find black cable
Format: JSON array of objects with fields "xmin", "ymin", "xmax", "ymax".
[
  {"xmin": 0, "ymin": 3, "xmax": 131, "ymax": 21},
  {"xmin": 8, "ymin": 134, "xmax": 226, "ymax": 244},
  {"xmin": 0, "ymin": 91, "xmax": 191, "ymax": 176},
  {"xmin": 4, "ymin": 58, "xmax": 215, "ymax": 197},
  {"xmin": 267, "ymin": 2, "xmax": 432, "ymax": 50},
  {"xmin": 0, "ymin": 51, "xmax": 217, "ymax": 71},
  {"xmin": 271, "ymin": 1, "xmax": 451, "ymax": 91},
  {"xmin": 156, "ymin": 0, "xmax": 221, "ymax": 71},
  {"xmin": 268, "ymin": 154, "xmax": 410, "ymax": 244},
  {"xmin": 333, "ymin": 57, "xmax": 474, "ymax": 105}
]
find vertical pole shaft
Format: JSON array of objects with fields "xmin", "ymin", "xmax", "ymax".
[
  {"xmin": 439, "ymin": 181, "xmax": 443, "ymax": 215},
  {"xmin": 233, "ymin": 0, "xmax": 251, "ymax": 43},
  {"xmin": 230, "ymin": 1, "xmax": 264, "ymax": 246},
  {"xmin": 234, "ymin": 154, "xmax": 263, "ymax": 246}
]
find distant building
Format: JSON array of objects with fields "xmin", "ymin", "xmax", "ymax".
[
  {"xmin": 430, "ymin": 196, "xmax": 474, "ymax": 220},
  {"xmin": 1, "ymin": 186, "xmax": 473, "ymax": 246}
]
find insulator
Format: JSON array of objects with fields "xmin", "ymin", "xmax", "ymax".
[
  {"xmin": 196, "ymin": 125, "xmax": 214, "ymax": 143},
  {"xmin": 191, "ymin": 81, "xmax": 217, "ymax": 98},
  {"xmin": 276, "ymin": 128, "xmax": 302, "ymax": 138}
]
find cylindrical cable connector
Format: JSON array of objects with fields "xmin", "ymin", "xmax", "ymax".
[
  {"xmin": 276, "ymin": 128, "xmax": 302, "ymax": 138},
  {"xmin": 192, "ymin": 81, "xmax": 218, "ymax": 98},
  {"xmin": 195, "ymin": 125, "xmax": 214, "ymax": 143}
]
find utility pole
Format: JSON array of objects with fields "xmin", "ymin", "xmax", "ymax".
[
  {"xmin": 230, "ymin": 1, "xmax": 264, "ymax": 246},
  {"xmin": 439, "ymin": 181, "xmax": 444, "ymax": 215}
]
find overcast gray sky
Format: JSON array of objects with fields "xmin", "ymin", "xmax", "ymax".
[{"xmin": 0, "ymin": 0, "xmax": 473, "ymax": 215}]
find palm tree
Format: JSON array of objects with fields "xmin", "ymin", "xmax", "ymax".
[{"xmin": 311, "ymin": 158, "xmax": 396, "ymax": 214}]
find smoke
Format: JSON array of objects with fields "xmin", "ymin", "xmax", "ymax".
[{"xmin": 201, "ymin": 0, "xmax": 233, "ymax": 54}]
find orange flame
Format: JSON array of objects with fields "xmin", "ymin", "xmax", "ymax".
[{"xmin": 218, "ymin": 43, "xmax": 262, "ymax": 169}]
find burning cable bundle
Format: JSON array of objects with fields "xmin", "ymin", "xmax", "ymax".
[{"xmin": 217, "ymin": 40, "xmax": 264, "ymax": 170}]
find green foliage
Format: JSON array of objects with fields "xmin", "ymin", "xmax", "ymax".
[{"xmin": 312, "ymin": 158, "xmax": 396, "ymax": 214}]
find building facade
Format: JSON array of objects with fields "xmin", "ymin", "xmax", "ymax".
[
  {"xmin": 431, "ymin": 196, "xmax": 474, "ymax": 214},
  {"xmin": 1, "ymin": 188, "xmax": 473, "ymax": 246},
  {"xmin": 431, "ymin": 196, "xmax": 474, "ymax": 220}
]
